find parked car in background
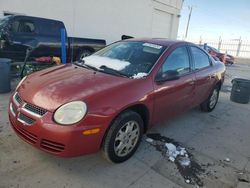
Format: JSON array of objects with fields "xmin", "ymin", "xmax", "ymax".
[
  {"xmin": 0, "ymin": 15, "xmax": 106, "ymax": 62},
  {"xmin": 199, "ymin": 44, "xmax": 234, "ymax": 65},
  {"xmin": 9, "ymin": 39, "xmax": 225, "ymax": 163}
]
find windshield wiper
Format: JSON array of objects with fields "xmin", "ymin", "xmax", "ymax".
[
  {"xmin": 99, "ymin": 65, "xmax": 129, "ymax": 78},
  {"xmin": 74, "ymin": 61, "xmax": 129, "ymax": 77},
  {"xmin": 74, "ymin": 60, "xmax": 99, "ymax": 71}
]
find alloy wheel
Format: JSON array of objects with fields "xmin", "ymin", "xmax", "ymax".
[{"xmin": 114, "ymin": 120, "xmax": 140, "ymax": 157}]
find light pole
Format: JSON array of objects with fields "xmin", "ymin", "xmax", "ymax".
[{"xmin": 185, "ymin": 6, "xmax": 193, "ymax": 39}]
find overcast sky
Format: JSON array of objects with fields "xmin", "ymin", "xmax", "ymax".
[{"xmin": 178, "ymin": 0, "xmax": 250, "ymax": 40}]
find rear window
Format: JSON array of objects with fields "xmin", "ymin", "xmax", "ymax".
[
  {"xmin": 39, "ymin": 20, "xmax": 64, "ymax": 36},
  {"xmin": 191, "ymin": 46, "xmax": 211, "ymax": 70}
]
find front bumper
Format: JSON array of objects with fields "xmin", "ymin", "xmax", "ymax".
[{"xmin": 8, "ymin": 93, "xmax": 107, "ymax": 157}]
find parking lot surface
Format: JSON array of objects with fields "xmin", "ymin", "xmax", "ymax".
[{"xmin": 1, "ymin": 61, "xmax": 250, "ymax": 188}]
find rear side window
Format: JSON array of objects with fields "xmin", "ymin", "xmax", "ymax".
[
  {"xmin": 190, "ymin": 47, "xmax": 211, "ymax": 70},
  {"xmin": 161, "ymin": 46, "xmax": 191, "ymax": 75},
  {"xmin": 11, "ymin": 20, "xmax": 35, "ymax": 33}
]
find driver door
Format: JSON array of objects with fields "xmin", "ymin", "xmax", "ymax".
[{"xmin": 152, "ymin": 45, "xmax": 195, "ymax": 124}]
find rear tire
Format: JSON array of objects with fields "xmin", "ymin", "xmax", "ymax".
[
  {"xmin": 200, "ymin": 85, "xmax": 220, "ymax": 112},
  {"xmin": 102, "ymin": 111, "xmax": 144, "ymax": 163}
]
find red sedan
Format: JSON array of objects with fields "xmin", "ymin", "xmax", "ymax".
[{"xmin": 9, "ymin": 39, "xmax": 225, "ymax": 163}]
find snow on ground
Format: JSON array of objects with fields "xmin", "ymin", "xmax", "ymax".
[{"xmin": 146, "ymin": 133, "xmax": 204, "ymax": 186}]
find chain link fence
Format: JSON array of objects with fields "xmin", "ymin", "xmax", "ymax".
[{"xmin": 186, "ymin": 37, "xmax": 250, "ymax": 58}]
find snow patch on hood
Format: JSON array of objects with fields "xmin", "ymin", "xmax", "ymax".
[{"xmin": 83, "ymin": 55, "xmax": 130, "ymax": 71}]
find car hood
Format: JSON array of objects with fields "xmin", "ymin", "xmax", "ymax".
[{"xmin": 18, "ymin": 64, "xmax": 134, "ymax": 111}]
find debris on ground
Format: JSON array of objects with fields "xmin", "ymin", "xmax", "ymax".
[
  {"xmin": 146, "ymin": 133, "xmax": 205, "ymax": 187},
  {"xmin": 145, "ymin": 138, "xmax": 154, "ymax": 143},
  {"xmin": 238, "ymin": 173, "xmax": 250, "ymax": 183},
  {"xmin": 224, "ymin": 157, "xmax": 231, "ymax": 162},
  {"xmin": 238, "ymin": 178, "xmax": 249, "ymax": 183}
]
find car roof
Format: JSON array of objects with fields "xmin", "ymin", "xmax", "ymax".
[
  {"xmin": 9, "ymin": 15, "xmax": 62, "ymax": 23},
  {"xmin": 125, "ymin": 38, "xmax": 193, "ymax": 47}
]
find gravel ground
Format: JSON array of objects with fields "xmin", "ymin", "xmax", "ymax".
[{"xmin": 0, "ymin": 61, "xmax": 250, "ymax": 188}]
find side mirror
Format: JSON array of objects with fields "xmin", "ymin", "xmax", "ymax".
[
  {"xmin": 155, "ymin": 70, "xmax": 180, "ymax": 83},
  {"xmin": 0, "ymin": 30, "xmax": 12, "ymax": 44}
]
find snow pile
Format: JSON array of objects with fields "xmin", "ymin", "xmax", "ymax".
[
  {"xmin": 146, "ymin": 134, "xmax": 204, "ymax": 186},
  {"xmin": 83, "ymin": 55, "xmax": 130, "ymax": 71},
  {"xmin": 146, "ymin": 135, "xmax": 191, "ymax": 166},
  {"xmin": 165, "ymin": 143, "xmax": 190, "ymax": 166},
  {"xmin": 131, "ymin": 72, "xmax": 148, "ymax": 79}
]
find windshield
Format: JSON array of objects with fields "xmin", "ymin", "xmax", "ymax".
[
  {"xmin": 81, "ymin": 41, "xmax": 167, "ymax": 78},
  {"xmin": 0, "ymin": 16, "xmax": 10, "ymax": 26}
]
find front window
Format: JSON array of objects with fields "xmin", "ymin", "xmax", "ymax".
[
  {"xmin": 11, "ymin": 20, "xmax": 35, "ymax": 33},
  {"xmin": 161, "ymin": 46, "xmax": 191, "ymax": 75},
  {"xmin": 79, "ymin": 41, "xmax": 167, "ymax": 78}
]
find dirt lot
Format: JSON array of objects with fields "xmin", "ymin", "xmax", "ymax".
[{"xmin": 0, "ymin": 60, "xmax": 250, "ymax": 188}]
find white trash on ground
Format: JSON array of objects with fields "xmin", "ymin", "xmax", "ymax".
[
  {"xmin": 165, "ymin": 143, "xmax": 190, "ymax": 166},
  {"xmin": 146, "ymin": 134, "xmax": 204, "ymax": 186},
  {"xmin": 224, "ymin": 157, "xmax": 231, "ymax": 162},
  {"xmin": 146, "ymin": 138, "xmax": 154, "ymax": 143}
]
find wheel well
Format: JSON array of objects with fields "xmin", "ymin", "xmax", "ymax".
[
  {"xmin": 100, "ymin": 104, "xmax": 150, "ymax": 149},
  {"xmin": 123, "ymin": 104, "xmax": 150, "ymax": 133},
  {"xmin": 216, "ymin": 80, "xmax": 222, "ymax": 90}
]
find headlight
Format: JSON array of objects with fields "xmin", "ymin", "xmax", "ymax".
[
  {"xmin": 16, "ymin": 76, "xmax": 27, "ymax": 90},
  {"xmin": 54, "ymin": 101, "xmax": 87, "ymax": 125}
]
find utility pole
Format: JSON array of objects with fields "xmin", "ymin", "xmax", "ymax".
[{"xmin": 185, "ymin": 6, "xmax": 193, "ymax": 39}]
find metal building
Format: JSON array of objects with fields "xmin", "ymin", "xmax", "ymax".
[{"xmin": 0, "ymin": 0, "xmax": 183, "ymax": 43}]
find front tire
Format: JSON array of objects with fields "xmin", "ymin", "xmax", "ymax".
[
  {"xmin": 200, "ymin": 85, "xmax": 220, "ymax": 112},
  {"xmin": 102, "ymin": 111, "xmax": 144, "ymax": 163}
]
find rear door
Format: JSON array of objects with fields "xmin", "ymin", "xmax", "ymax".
[
  {"xmin": 153, "ymin": 45, "xmax": 195, "ymax": 124},
  {"xmin": 189, "ymin": 46, "xmax": 216, "ymax": 106}
]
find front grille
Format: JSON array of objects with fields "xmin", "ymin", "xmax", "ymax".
[
  {"xmin": 18, "ymin": 113, "xmax": 35, "ymax": 125},
  {"xmin": 24, "ymin": 103, "xmax": 47, "ymax": 116},
  {"xmin": 14, "ymin": 92, "xmax": 23, "ymax": 105},
  {"xmin": 12, "ymin": 123, "xmax": 37, "ymax": 144},
  {"xmin": 41, "ymin": 139, "xmax": 65, "ymax": 153}
]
